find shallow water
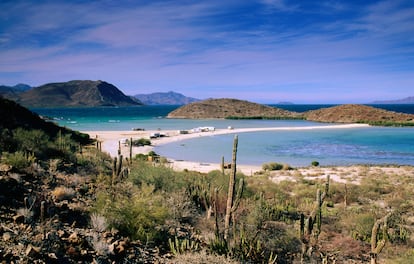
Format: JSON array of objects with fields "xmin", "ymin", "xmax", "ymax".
[
  {"xmin": 155, "ymin": 126, "xmax": 414, "ymax": 167},
  {"xmin": 32, "ymin": 105, "xmax": 414, "ymax": 167}
]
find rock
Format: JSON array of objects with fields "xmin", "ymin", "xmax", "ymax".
[
  {"xmin": 13, "ymin": 214, "xmax": 25, "ymax": 224},
  {"xmin": 66, "ymin": 246, "xmax": 79, "ymax": 258},
  {"xmin": 0, "ymin": 164, "xmax": 12, "ymax": 174},
  {"xmin": 116, "ymin": 240, "xmax": 127, "ymax": 254},
  {"xmin": 57, "ymin": 229, "xmax": 66, "ymax": 238},
  {"xmin": 3, "ymin": 232, "xmax": 13, "ymax": 241},
  {"xmin": 68, "ymin": 232, "xmax": 81, "ymax": 244},
  {"xmin": 48, "ymin": 252, "xmax": 58, "ymax": 259},
  {"xmin": 25, "ymin": 244, "xmax": 41, "ymax": 257}
]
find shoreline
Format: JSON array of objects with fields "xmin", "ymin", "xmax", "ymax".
[{"xmin": 82, "ymin": 123, "xmax": 370, "ymax": 175}]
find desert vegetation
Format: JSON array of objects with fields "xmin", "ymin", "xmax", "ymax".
[{"xmin": 1, "ymin": 123, "xmax": 414, "ymax": 263}]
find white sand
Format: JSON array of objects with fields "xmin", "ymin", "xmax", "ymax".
[{"xmin": 82, "ymin": 123, "xmax": 369, "ymax": 176}]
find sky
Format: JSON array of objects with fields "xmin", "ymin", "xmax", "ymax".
[{"xmin": 0, "ymin": 0, "xmax": 413, "ymax": 103}]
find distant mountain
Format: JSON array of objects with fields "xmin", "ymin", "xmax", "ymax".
[
  {"xmin": 14, "ymin": 80, "xmax": 141, "ymax": 107},
  {"xmin": 0, "ymin": 83, "xmax": 31, "ymax": 100},
  {"xmin": 167, "ymin": 98, "xmax": 302, "ymax": 119},
  {"xmin": 372, "ymin": 96, "xmax": 414, "ymax": 104},
  {"xmin": 134, "ymin": 91, "xmax": 199, "ymax": 105}
]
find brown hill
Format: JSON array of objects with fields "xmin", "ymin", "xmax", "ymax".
[
  {"xmin": 304, "ymin": 104, "xmax": 414, "ymax": 125},
  {"xmin": 17, "ymin": 80, "xmax": 141, "ymax": 107},
  {"xmin": 167, "ymin": 98, "xmax": 302, "ymax": 119}
]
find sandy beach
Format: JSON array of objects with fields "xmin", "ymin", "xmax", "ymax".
[{"xmin": 82, "ymin": 123, "xmax": 370, "ymax": 175}]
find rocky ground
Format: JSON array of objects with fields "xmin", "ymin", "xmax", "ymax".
[{"xmin": 0, "ymin": 161, "xmax": 171, "ymax": 263}]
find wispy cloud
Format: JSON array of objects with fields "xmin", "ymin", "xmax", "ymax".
[{"xmin": 0, "ymin": 0, "xmax": 413, "ymax": 103}]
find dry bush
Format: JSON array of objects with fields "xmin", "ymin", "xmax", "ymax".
[
  {"xmin": 51, "ymin": 186, "xmax": 76, "ymax": 201},
  {"xmin": 169, "ymin": 250, "xmax": 238, "ymax": 264},
  {"xmin": 320, "ymin": 232, "xmax": 369, "ymax": 262},
  {"xmin": 90, "ymin": 212, "xmax": 108, "ymax": 233},
  {"xmin": 90, "ymin": 232, "xmax": 109, "ymax": 256}
]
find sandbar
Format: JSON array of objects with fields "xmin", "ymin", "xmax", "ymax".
[{"xmin": 82, "ymin": 123, "xmax": 369, "ymax": 175}]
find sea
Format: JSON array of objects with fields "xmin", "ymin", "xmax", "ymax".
[{"xmin": 31, "ymin": 104, "xmax": 414, "ymax": 167}]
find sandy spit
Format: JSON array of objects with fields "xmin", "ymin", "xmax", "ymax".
[{"xmin": 82, "ymin": 123, "xmax": 371, "ymax": 176}]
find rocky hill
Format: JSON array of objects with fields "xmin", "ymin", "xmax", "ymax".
[
  {"xmin": 167, "ymin": 98, "xmax": 302, "ymax": 119},
  {"xmin": 0, "ymin": 97, "xmax": 90, "ymax": 144},
  {"xmin": 304, "ymin": 104, "xmax": 414, "ymax": 125},
  {"xmin": 134, "ymin": 91, "xmax": 200, "ymax": 105},
  {"xmin": 14, "ymin": 80, "xmax": 141, "ymax": 107}
]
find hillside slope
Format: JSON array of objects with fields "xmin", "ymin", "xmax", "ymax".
[
  {"xmin": 167, "ymin": 98, "xmax": 302, "ymax": 119},
  {"xmin": 304, "ymin": 104, "xmax": 414, "ymax": 125},
  {"xmin": 0, "ymin": 96, "xmax": 90, "ymax": 143},
  {"xmin": 17, "ymin": 80, "xmax": 141, "ymax": 107}
]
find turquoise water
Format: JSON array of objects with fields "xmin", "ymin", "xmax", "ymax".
[
  {"xmin": 156, "ymin": 127, "xmax": 414, "ymax": 166},
  {"xmin": 32, "ymin": 105, "xmax": 414, "ymax": 167}
]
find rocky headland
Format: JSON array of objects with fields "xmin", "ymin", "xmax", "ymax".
[
  {"xmin": 167, "ymin": 98, "xmax": 302, "ymax": 119},
  {"xmin": 304, "ymin": 104, "xmax": 414, "ymax": 125},
  {"xmin": 168, "ymin": 99, "xmax": 414, "ymax": 126}
]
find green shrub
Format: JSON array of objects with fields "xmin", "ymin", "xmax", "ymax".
[
  {"xmin": 261, "ymin": 162, "xmax": 291, "ymax": 171},
  {"xmin": 346, "ymin": 212, "xmax": 375, "ymax": 242},
  {"xmin": 94, "ymin": 183, "xmax": 169, "ymax": 244},
  {"xmin": 13, "ymin": 128, "xmax": 49, "ymax": 156},
  {"xmin": 2, "ymin": 151, "xmax": 35, "ymax": 170},
  {"xmin": 130, "ymin": 138, "xmax": 151, "ymax": 146},
  {"xmin": 311, "ymin": 161, "xmax": 319, "ymax": 167},
  {"xmin": 129, "ymin": 161, "xmax": 188, "ymax": 192}
]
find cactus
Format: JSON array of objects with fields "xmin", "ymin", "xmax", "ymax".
[
  {"xmin": 224, "ymin": 135, "xmax": 244, "ymax": 242},
  {"xmin": 344, "ymin": 184, "xmax": 348, "ymax": 207},
  {"xmin": 300, "ymin": 175, "xmax": 330, "ymax": 262},
  {"xmin": 112, "ymin": 154, "xmax": 123, "ymax": 185},
  {"xmin": 40, "ymin": 201, "xmax": 45, "ymax": 222},
  {"xmin": 315, "ymin": 189, "xmax": 322, "ymax": 237},
  {"xmin": 370, "ymin": 212, "xmax": 392, "ymax": 264},
  {"xmin": 213, "ymin": 188, "xmax": 220, "ymax": 239},
  {"xmin": 169, "ymin": 236, "xmax": 200, "ymax": 255},
  {"xmin": 129, "ymin": 137, "xmax": 133, "ymax": 164}
]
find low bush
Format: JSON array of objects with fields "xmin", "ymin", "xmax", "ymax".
[
  {"xmin": 93, "ymin": 183, "xmax": 170, "ymax": 244},
  {"xmin": 2, "ymin": 151, "xmax": 36, "ymax": 170},
  {"xmin": 130, "ymin": 138, "xmax": 151, "ymax": 146},
  {"xmin": 311, "ymin": 161, "xmax": 319, "ymax": 167},
  {"xmin": 51, "ymin": 186, "xmax": 76, "ymax": 201},
  {"xmin": 262, "ymin": 162, "xmax": 283, "ymax": 171}
]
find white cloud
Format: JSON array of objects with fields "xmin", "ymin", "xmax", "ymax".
[{"xmin": 0, "ymin": 0, "xmax": 413, "ymax": 102}]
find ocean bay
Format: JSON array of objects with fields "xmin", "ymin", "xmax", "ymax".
[{"xmin": 32, "ymin": 105, "xmax": 414, "ymax": 167}]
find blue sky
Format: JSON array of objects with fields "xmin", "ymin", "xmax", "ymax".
[{"xmin": 0, "ymin": 0, "xmax": 413, "ymax": 103}]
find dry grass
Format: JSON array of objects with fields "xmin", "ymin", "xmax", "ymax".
[
  {"xmin": 168, "ymin": 250, "xmax": 238, "ymax": 264},
  {"xmin": 90, "ymin": 213, "xmax": 108, "ymax": 233},
  {"xmin": 51, "ymin": 186, "xmax": 76, "ymax": 201}
]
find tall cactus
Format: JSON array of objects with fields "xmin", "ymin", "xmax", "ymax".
[
  {"xmin": 315, "ymin": 189, "xmax": 322, "ymax": 237},
  {"xmin": 221, "ymin": 156, "xmax": 225, "ymax": 175},
  {"xmin": 300, "ymin": 175, "xmax": 330, "ymax": 262},
  {"xmin": 129, "ymin": 137, "xmax": 133, "ymax": 164},
  {"xmin": 112, "ymin": 154, "xmax": 123, "ymax": 185},
  {"xmin": 370, "ymin": 212, "xmax": 392, "ymax": 264},
  {"xmin": 224, "ymin": 135, "xmax": 244, "ymax": 242}
]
